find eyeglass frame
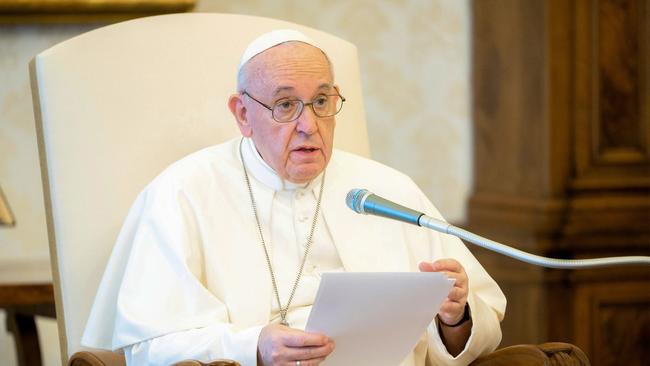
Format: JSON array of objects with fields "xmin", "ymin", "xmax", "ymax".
[{"xmin": 241, "ymin": 86, "xmax": 346, "ymax": 123}]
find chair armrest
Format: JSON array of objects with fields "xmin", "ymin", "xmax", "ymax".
[
  {"xmin": 470, "ymin": 342, "xmax": 590, "ymax": 366},
  {"xmin": 68, "ymin": 351, "xmax": 240, "ymax": 366},
  {"xmin": 68, "ymin": 351, "xmax": 126, "ymax": 366},
  {"xmin": 172, "ymin": 361, "xmax": 240, "ymax": 366}
]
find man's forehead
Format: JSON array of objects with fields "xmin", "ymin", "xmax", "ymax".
[
  {"xmin": 245, "ymin": 41, "xmax": 334, "ymax": 93},
  {"xmin": 253, "ymin": 52, "xmax": 333, "ymax": 93}
]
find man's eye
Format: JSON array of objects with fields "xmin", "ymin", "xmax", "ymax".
[
  {"xmin": 314, "ymin": 96, "xmax": 328, "ymax": 106},
  {"xmin": 276, "ymin": 100, "xmax": 295, "ymax": 110}
]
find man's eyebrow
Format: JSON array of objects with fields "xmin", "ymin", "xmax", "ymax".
[
  {"xmin": 317, "ymin": 83, "xmax": 333, "ymax": 91},
  {"xmin": 273, "ymin": 86, "xmax": 295, "ymax": 96},
  {"xmin": 272, "ymin": 84, "xmax": 333, "ymax": 96}
]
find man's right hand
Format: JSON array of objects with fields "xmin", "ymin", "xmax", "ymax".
[{"xmin": 257, "ymin": 324, "xmax": 335, "ymax": 366}]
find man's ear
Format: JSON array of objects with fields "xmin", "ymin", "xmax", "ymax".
[{"xmin": 228, "ymin": 94, "xmax": 252, "ymax": 137}]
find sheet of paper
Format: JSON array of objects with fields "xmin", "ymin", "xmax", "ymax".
[{"xmin": 305, "ymin": 272, "xmax": 454, "ymax": 366}]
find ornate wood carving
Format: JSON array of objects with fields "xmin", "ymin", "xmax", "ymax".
[{"xmin": 470, "ymin": 0, "xmax": 649, "ymax": 363}]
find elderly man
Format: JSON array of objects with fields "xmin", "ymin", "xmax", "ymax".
[{"xmin": 83, "ymin": 30, "xmax": 505, "ymax": 366}]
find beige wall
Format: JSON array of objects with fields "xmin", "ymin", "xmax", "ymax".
[{"xmin": 0, "ymin": 1, "xmax": 470, "ymax": 364}]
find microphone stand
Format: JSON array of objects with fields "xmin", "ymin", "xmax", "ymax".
[{"xmin": 418, "ymin": 215, "xmax": 650, "ymax": 269}]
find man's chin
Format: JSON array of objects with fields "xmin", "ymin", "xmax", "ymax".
[{"xmin": 285, "ymin": 165, "xmax": 326, "ymax": 184}]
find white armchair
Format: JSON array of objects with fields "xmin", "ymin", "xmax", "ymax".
[{"xmin": 30, "ymin": 13, "xmax": 369, "ymax": 365}]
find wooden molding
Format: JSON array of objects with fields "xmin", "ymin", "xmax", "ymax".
[
  {"xmin": 0, "ymin": 283, "xmax": 54, "ymax": 308},
  {"xmin": 0, "ymin": 0, "xmax": 195, "ymax": 23},
  {"xmin": 0, "ymin": 0, "xmax": 195, "ymax": 12},
  {"xmin": 468, "ymin": 193, "xmax": 567, "ymax": 236}
]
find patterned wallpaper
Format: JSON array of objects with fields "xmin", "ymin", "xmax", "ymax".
[{"xmin": 196, "ymin": 0, "xmax": 472, "ymax": 223}]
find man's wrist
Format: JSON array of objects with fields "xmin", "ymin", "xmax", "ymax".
[{"xmin": 439, "ymin": 303, "xmax": 470, "ymax": 328}]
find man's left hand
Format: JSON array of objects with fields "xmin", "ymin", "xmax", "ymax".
[{"xmin": 419, "ymin": 259, "xmax": 468, "ymax": 325}]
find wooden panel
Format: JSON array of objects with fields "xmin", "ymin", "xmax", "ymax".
[
  {"xmin": 597, "ymin": 0, "xmax": 645, "ymax": 154},
  {"xmin": 568, "ymin": 0, "xmax": 650, "ymax": 247},
  {"xmin": 470, "ymin": 0, "xmax": 572, "ymax": 347},
  {"xmin": 470, "ymin": 1, "xmax": 650, "ymax": 364},
  {"xmin": 574, "ymin": 280, "xmax": 650, "ymax": 366},
  {"xmin": 574, "ymin": 0, "xmax": 650, "ymax": 189},
  {"xmin": 472, "ymin": 0, "xmax": 550, "ymax": 198},
  {"xmin": 470, "ymin": 0, "xmax": 573, "ymax": 234}
]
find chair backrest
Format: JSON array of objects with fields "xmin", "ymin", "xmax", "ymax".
[{"xmin": 30, "ymin": 13, "xmax": 369, "ymax": 362}]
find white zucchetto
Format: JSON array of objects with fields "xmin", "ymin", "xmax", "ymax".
[{"xmin": 238, "ymin": 29, "xmax": 322, "ymax": 72}]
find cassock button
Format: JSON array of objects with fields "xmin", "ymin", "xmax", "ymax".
[{"xmin": 299, "ymin": 215, "xmax": 309, "ymax": 223}]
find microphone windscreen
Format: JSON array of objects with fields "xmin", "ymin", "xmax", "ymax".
[{"xmin": 346, "ymin": 188, "xmax": 369, "ymax": 213}]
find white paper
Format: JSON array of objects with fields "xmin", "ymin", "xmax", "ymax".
[{"xmin": 305, "ymin": 272, "xmax": 454, "ymax": 366}]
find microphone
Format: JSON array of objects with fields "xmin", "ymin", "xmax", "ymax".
[
  {"xmin": 346, "ymin": 188, "xmax": 424, "ymax": 225},
  {"xmin": 346, "ymin": 188, "xmax": 650, "ymax": 269}
]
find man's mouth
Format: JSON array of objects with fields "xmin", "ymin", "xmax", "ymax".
[
  {"xmin": 295, "ymin": 147, "xmax": 318, "ymax": 152},
  {"xmin": 293, "ymin": 146, "xmax": 320, "ymax": 153}
]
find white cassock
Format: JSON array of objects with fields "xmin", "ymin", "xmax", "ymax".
[{"xmin": 82, "ymin": 137, "xmax": 506, "ymax": 366}]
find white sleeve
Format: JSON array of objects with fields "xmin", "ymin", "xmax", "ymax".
[
  {"xmin": 425, "ymin": 232, "xmax": 505, "ymax": 365},
  {"xmin": 124, "ymin": 324, "xmax": 263, "ymax": 366},
  {"xmin": 108, "ymin": 177, "xmax": 263, "ymax": 365}
]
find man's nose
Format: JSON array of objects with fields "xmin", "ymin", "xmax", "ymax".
[{"xmin": 295, "ymin": 105, "xmax": 319, "ymax": 134}]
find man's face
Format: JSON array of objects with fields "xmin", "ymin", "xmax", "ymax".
[{"xmin": 230, "ymin": 42, "xmax": 336, "ymax": 184}]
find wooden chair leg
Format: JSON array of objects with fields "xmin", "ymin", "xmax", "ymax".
[{"xmin": 6, "ymin": 309, "xmax": 43, "ymax": 366}]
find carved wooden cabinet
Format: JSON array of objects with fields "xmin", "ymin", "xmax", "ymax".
[{"xmin": 469, "ymin": 1, "xmax": 649, "ymax": 365}]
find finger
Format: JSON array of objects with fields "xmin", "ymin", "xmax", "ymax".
[
  {"xmin": 287, "ymin": 356, "xmax": 328, "ymax": 366},
  {"xmin": 439, "ymin": 297, "xmax": 467, "ymax": 313},
  {"xmin": 431, "ymin": 258, "xmax": 462, "ymax": 273},
  {"xmin": 419, "ymin": 259, "xmax": 463, "ymax": 273},
  {"xmin": 301, "ymin": 356, "xmax": 329, "ymax": 366},
  {"xmin": 445, "ymin": 286, "xmax": 467, "ymax": 302},
  {"xmin": 418, "ymin": 261, "xmax": 435, "ymax": 272},
  {"xmin": 282, "ymin": 331, "xmax": 330, "ymax": 347},
  {"xmin": 441, "ymin": 272, "xmax": 467, "ymax": 289},
  {"xmin": 286, "ymin": 342, "xmax": 335, "ymax": 362}
]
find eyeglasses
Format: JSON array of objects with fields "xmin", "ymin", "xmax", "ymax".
[{"xmin": 242, "ymin": 87, "xmax": 346, "ymax": 123}]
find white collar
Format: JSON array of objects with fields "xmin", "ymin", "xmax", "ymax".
[{"xmin": 240, "ymin": 137, "xmax": 323, "ymax": 192}]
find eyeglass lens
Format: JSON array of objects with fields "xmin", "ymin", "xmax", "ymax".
[{"xmin": 273, "ymin": 95, "xmax": 343, "ymax": 122}]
